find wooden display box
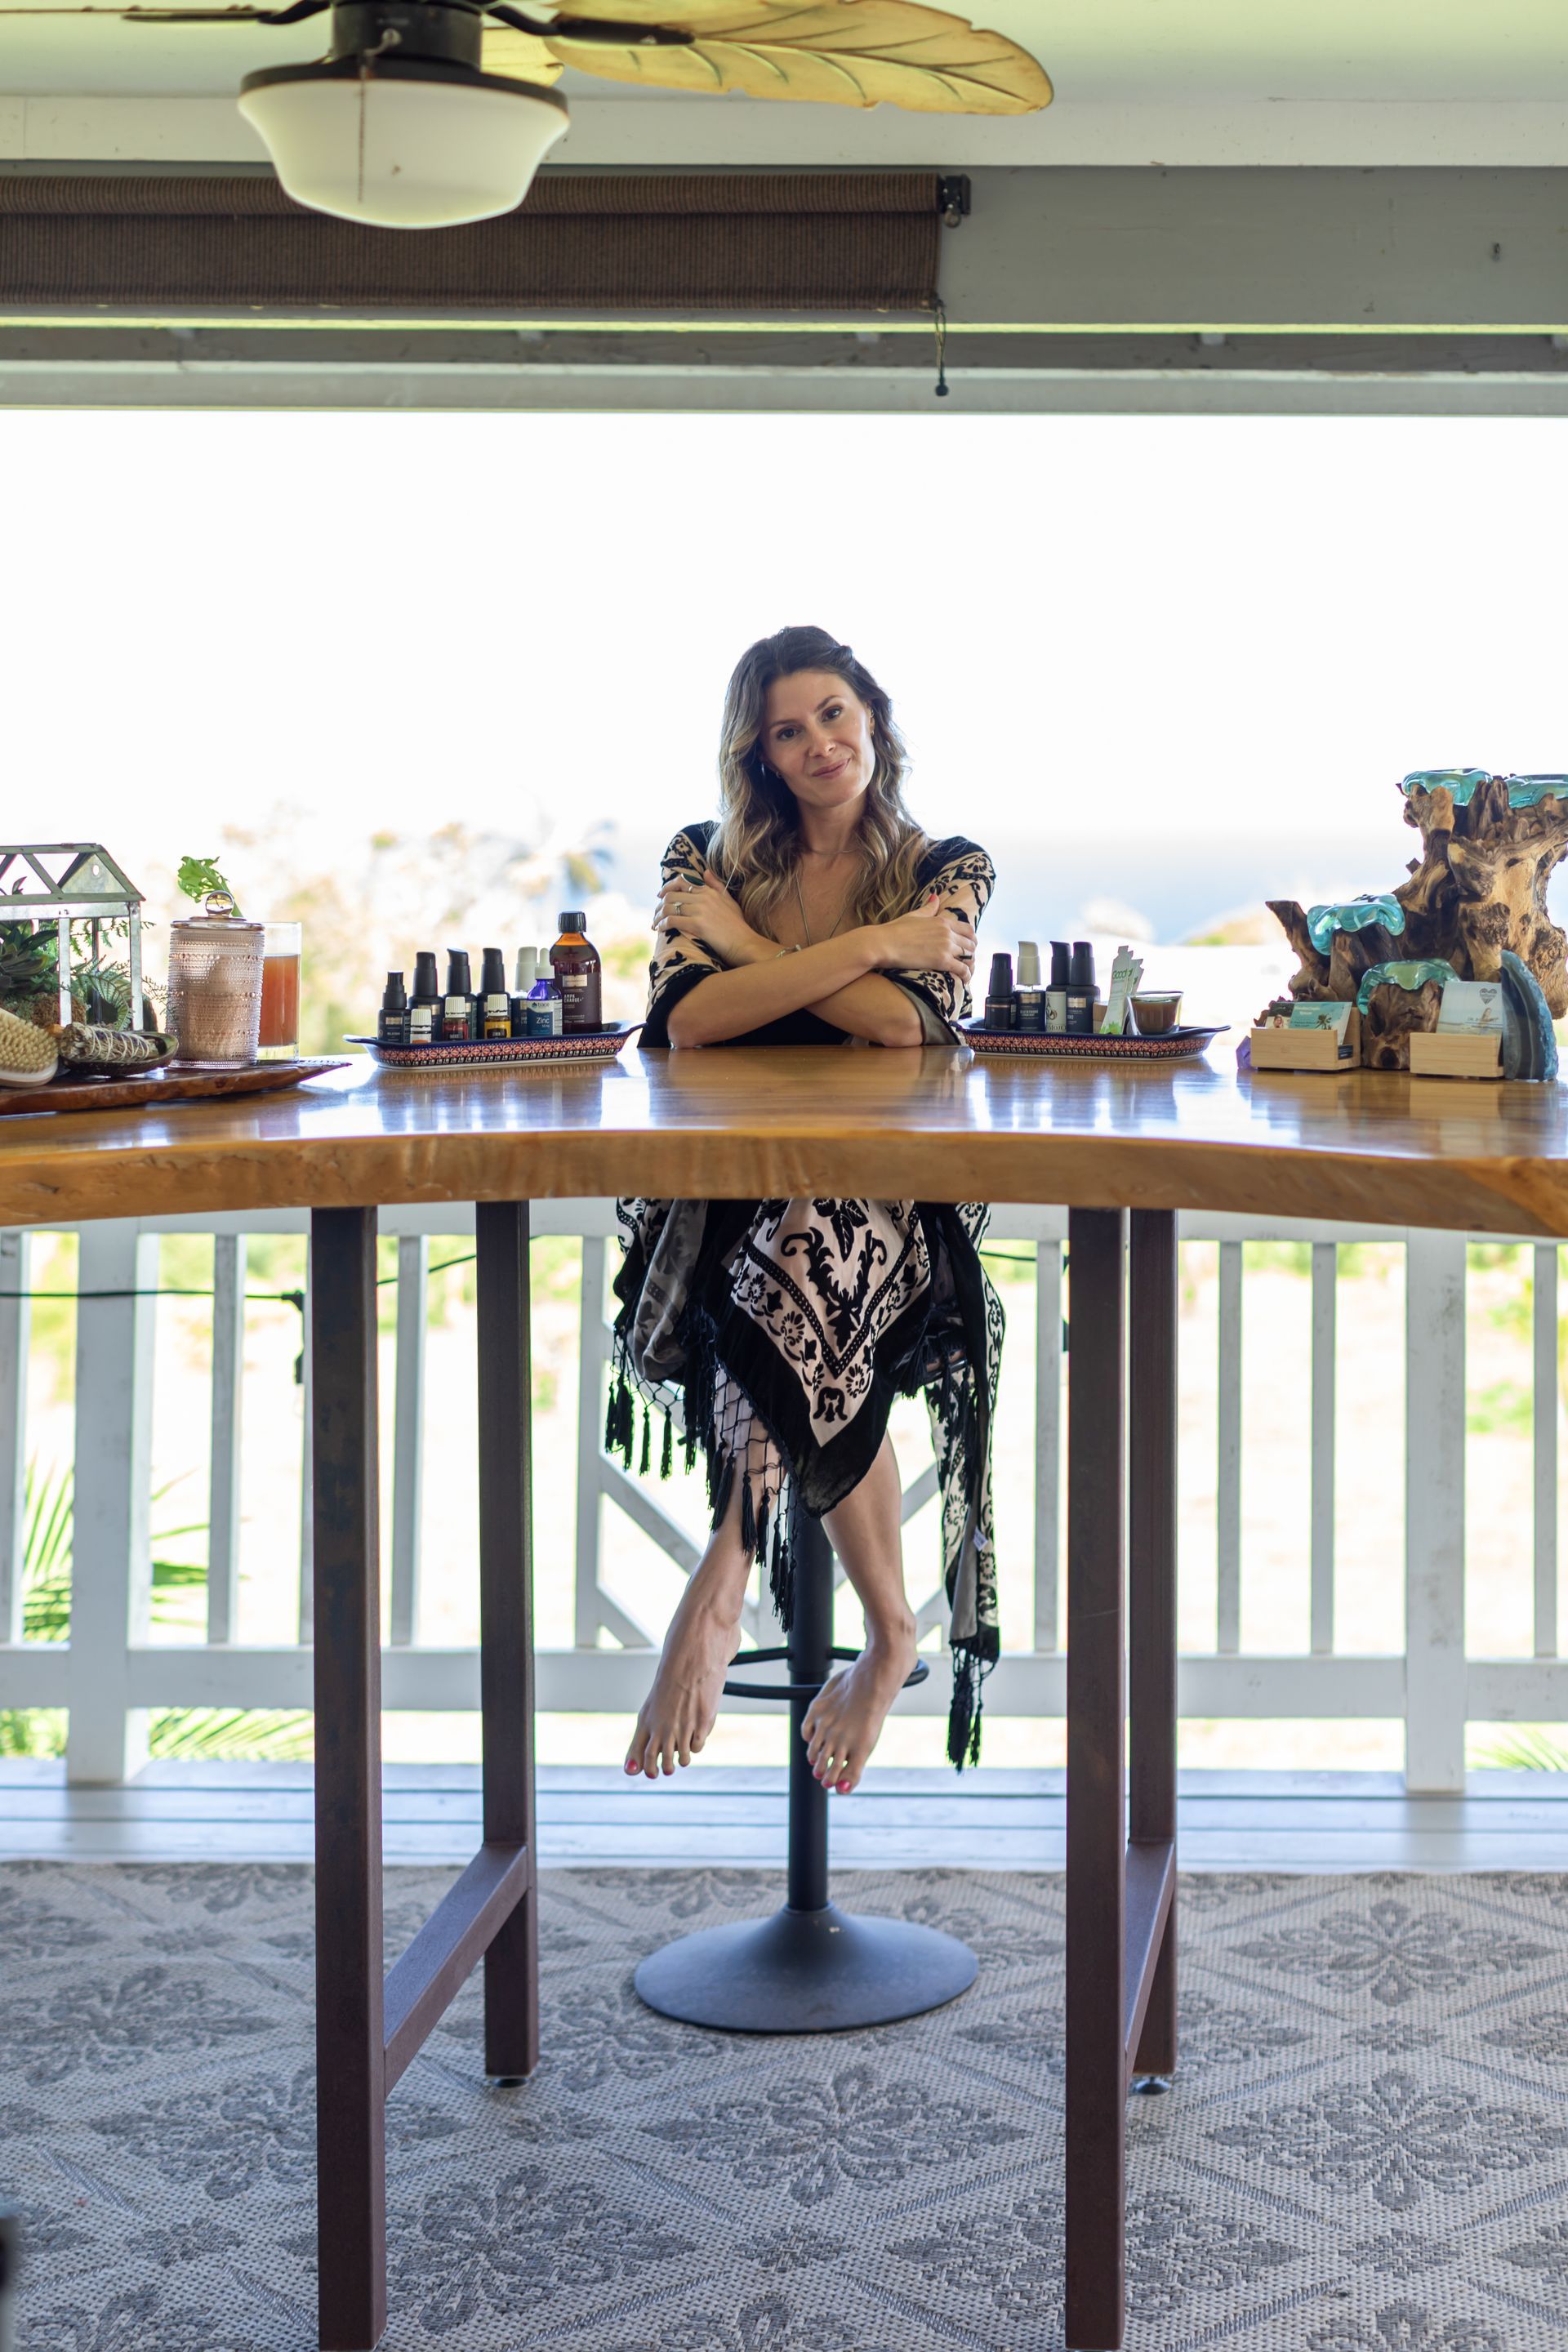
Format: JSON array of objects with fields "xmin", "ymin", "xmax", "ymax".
[
  {"xmin": 1250, "ymin": 1009, "xmax": 1361, "ymax": 1073},
  {"xmin": 1408, "ymin": 1031, "xmax": 1503, "ymax": 1080}
]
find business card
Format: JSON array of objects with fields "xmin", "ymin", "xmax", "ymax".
[
  {"xmin": 1437, "ymin": 978, "xmax": 1504, "ymax": 1036},
  {"xmin": 1287, "ymin": 1000, "xmax": 1356, "ymax": 1056}
]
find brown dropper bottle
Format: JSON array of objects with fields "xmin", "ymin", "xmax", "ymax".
[{"xmin": 550, "ymin": 911, "xmax": 603, "ymax": 1033}]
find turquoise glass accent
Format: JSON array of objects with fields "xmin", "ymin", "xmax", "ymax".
[
  {"xmin": 1499, "ymin": 950, "xmax": 1560, "ymax": 1081},
  {"xmin": 1503, "ymin": 775, "xmax": 1568, "ymax": 808},
  {"xmin": 1304, "ymin": 895, "xmax": 1405, "ymax": 955},
  {"xmin": 1354, "ymin": 958, "xmax": 1456, "ymax": 1015},
  {"xmin": 1400, "ymin": 768, "xmax": 1490, "ymax": 804}
]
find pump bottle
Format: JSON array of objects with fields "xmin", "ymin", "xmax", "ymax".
[
  {"xmin": 479, "ymin": 947, "xmax": 511, "ymax": 1040},
  {"xmin": 406, "ymin": 951, "xmax": 441, "ymax": 1045},
  {"xmin": 441, "ymin": 951, "xmax": 475, "ymax": 1042}
]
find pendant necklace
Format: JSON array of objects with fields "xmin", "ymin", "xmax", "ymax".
[{"xmin": 793, "ymin": 863, "xmax": 850, "ymax": 948}]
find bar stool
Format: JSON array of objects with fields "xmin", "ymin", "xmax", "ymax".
[{"xmin": 634, "ymin": 1506, "xmax": 978, "ymax": 2031}]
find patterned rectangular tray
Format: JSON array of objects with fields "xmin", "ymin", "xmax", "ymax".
[
  {"xmin": 0, "ymin": 1057, "xmax": 350, "ymax": 1117},
  {"xmin": 345, "ymin": 1025, "xmax": 639, "ymax": 1068},
  {"xmin": 959, "ymin": 1021, "xmax": 1228, "ymax": 1060}
]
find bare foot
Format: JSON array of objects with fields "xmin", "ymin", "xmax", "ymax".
[
  {"xmin": 800, "ymin": 1619, "xmax": 918, "ymax": 1795},
  {"xmin": 625, "ymin": 1577, "xmax": 744, "ymax": 1780}
]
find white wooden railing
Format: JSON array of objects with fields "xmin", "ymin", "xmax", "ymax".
[{"xmin": 1, "ymin": 1205, "xmax": 1563, "ymax": 1793}]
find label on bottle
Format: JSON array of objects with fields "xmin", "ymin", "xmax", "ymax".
[
  {"xmin": 525, "ymin": 1000, "xmax": 558, "ymax": 1039},
  {"xmin": 407, "ymin": 1003, "xmax": 435, "ymax": 1043},
  {"xmin": 482, "ymin": 993, "xmax": 510, "ymax": 1040},
  {"xmin": 559, "ymin": 973, "xmax": 596, "ymax": 1033}
]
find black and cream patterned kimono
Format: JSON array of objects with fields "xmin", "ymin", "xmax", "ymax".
[{"xmin": 607, "ymin": 822, "xmax": 1004, "ymax": 1766}]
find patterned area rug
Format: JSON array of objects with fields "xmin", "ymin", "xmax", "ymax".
[{"xmin": 8, "ymin": 1862, "xmax": 1568, "ymax": 2351}]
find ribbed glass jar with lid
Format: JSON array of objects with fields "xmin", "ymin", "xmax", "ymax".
[{"xmin": 166, "ymin": 891, "xmax": 265, "ymax": 1067}]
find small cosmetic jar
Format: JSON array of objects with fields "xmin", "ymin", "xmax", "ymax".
[{"xmin": 1130, "ymin": 992, "xmax": 1183, "ymax": 1036}]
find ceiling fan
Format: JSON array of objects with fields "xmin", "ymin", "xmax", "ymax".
[{"xmin": 11, "ymin": 0, "xmax": 1052, "ymax": 229}]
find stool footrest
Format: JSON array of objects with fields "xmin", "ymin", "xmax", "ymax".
[{"xmin": 723, "ymin": 1645, "xmax": 931, "ymax": 1704}]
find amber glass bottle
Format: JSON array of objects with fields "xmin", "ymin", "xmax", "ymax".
[{"xmin": 549, "ymin": 911, "xmax": 603, "ymax": 1033}]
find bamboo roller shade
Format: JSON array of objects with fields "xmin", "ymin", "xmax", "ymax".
[{"xmin": 0, "ymin": 171, "xmax": 943, "ymax": 312}]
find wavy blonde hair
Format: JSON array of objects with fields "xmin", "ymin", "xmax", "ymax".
[{"xmin": 710, "ymin": 626, "xmax": 928, "ymax": 935}]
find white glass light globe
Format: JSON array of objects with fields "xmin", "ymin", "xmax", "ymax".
[{"xmin": 237, "ymin": 69, "xmax": 570, "ymax": 230}]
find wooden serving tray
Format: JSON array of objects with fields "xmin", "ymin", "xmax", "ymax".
[
  {"xmin": 960, "ymin": 1021, "xmax": 1228, "ymax": 1061},
  {"xmin": 0, "ymin": 1057, "xmax": 350, "ymax": 1117},
  {"xmin": 346, "ymin": 1026, "xmax": 639, "ymax": 1068}
]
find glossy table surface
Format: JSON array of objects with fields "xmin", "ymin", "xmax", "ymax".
[{"xmin": 2, "ymin": 1045, "xmax": 1567, "ymax": 1235}]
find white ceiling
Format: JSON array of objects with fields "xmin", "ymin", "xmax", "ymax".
[{"xmin": 4, "ymin": 0, "xmax": 1568, "ymax": 104}]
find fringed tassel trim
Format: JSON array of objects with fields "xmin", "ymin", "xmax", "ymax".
[
  {"xmin": 604, "ymin": 1361, "xmax": 635, "ymax": 1465},
  {"xmin": 768, "ymin": 1493, "xmax": 795, "ymax": 1633},
  {"xmin": 946, "ymin": 1636, "xmax": 1000, "ymax": 1771},
  {"xmin": 605, "ymin": 1329, "xmax": 684, "ymax": 1497}
]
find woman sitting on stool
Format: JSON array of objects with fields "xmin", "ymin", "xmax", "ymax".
[{"xmin": 611, "ymin": 624, "xmax": 1004, "ymax": 1793}]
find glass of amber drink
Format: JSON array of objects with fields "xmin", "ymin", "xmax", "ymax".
[{"xmin": 258, "ymin": 921, "xmax": 302, "ymax": 1061}]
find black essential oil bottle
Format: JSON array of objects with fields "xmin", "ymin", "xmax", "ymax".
[
  {"xmin": 377, "ymin": 972, "xmax": 408, "ymax": 1046},
  {"xmin": 479, "ymin": 947, "xmax": 511, "ymax": 1040},
  {"xmin": 1046, "ymin": 940, "xmax": 1070, "ymax": 1034},
  {"xmin": 1066, "ymin": 940, "xmax": 1098, "ymax": 1034},
  {"xmin": 442, "ymin": 950, "xmax": 475, "ymax": 1042},
  {"xmin": 1015, "ymin": 941, "xmax": 1044, "ymax": 1031},
  {"xmin": 985, "ymin": 951, "xmax": 1015, "ymax": 1030},
  {"xmin": 550, "ymin": 911, "xmax": 603, "ymax": 1033},
  {"xmin": 406, "ymin": 951, "xmax": 441, "ymax": 1045}
]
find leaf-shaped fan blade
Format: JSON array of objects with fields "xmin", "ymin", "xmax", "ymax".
[
  {"xmin": 480, "ymin": 25, "xmax": 565, "ymax": 82},
  {"xmin": 541, "ymin": 0, "xmax": 1051, "ymax": 114}
]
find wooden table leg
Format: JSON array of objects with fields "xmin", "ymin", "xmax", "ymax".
[
  {"xmin": 1065, "ymin": 1208, "xmax": 1127, "ymax": 2352},
  {"xmin": 1065, "ymin": 1209, "xmax": 1181, "ymax": 2352},
  {"xmin": 475, "ymin": 1201, "xmax": 540, "ymax": 2081},
  {"xmin": 311, "ymin": 1208, "xmax": 387, "ymax": 2352},
  {"xmin": 1129, "ymin": 1209, "xmax": 1178, "ymax": 2084},
  {"xmin": 311, "ymin": 1203, "xmax": 541, "ymax": 2352}
]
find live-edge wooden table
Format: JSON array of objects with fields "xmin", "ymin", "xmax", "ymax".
[{"xmin": 7, "ymin": 1047, "xmax": 1568, "ymax": 2352}]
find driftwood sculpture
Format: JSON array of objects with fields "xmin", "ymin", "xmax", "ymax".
[
  {"xmin": 1359, "ymin": 976, "xmax": 1446, "ymax": 1073},
  {"xmin": 1265, "ymin": 773, "xmax": 1568, "ymax": 1069}
]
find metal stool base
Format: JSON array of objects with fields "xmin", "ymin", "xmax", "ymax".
[{"xmin": 634, "ymin": 1900, "xmax": 978, "ymax": 2034}]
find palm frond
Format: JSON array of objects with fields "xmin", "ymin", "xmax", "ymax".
[
  {"xmin": 148, "ymin": 1708, "xmax": 313, "ymax": 1762},
  {"xmin": 1472, "ymin": 1726, "xmax": 1568, "ymax": 1772},
  {"xmin": 12, "ymin": 1459, "xmax": 314, "ymax": 1761},
  {"xmin": 22, "ymin": 1459, "xmax": 73, "ymax": 1642}
]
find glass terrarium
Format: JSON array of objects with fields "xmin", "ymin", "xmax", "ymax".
[{"xmin": 0, "ymin": 843, "xmax": 149, "ymax": 1028}]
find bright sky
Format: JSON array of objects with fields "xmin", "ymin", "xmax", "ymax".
[{"xmin": 4, "ymin": 407, "xmax": 1563, "ymax": 948}]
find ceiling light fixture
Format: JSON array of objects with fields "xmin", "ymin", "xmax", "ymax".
[
  {"xmin": 237, "ymin": 1, "xmax": 572, "ymax": 229},
  {"xmin": 57, "ymin": 0, "xmax": 1050, "ymax": 236}
]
